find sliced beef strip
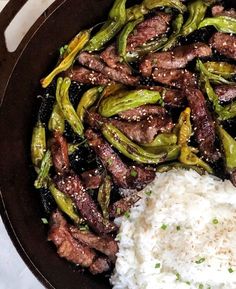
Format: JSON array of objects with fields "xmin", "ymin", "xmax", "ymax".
[
  {"xmin": 118, "ymin": 105, "xmax": 167, "ymax": 121},
  {"xmin": 48, "ymin": 210, "xmax": 96, "ymax": 267},
  {"xmin": 89, "ymin": 256, "xmax": 111, "ymax": 275},
  {"xmin": 140, "ymin": 42, "xmax": 212, "ymax": 76},
  {"xmin": 80, "ymin": 169, "xmax": 103, "ymax": 190},
  {"xmin": 152, "ymin": 68, "xmax": 197, "ymax": 89},
  {"xmin": 77, "ymin": 52, "xmax": 139, "ymax": 86},
  {"xmin": 85, "ymin": 129, "xmax": 155, "ymax": 189},
  {"xmin": 110, "ymin": 116, "xmax": 174, "ymax": 144},
  {"xmin": 100, "ymin": 44, "xmax": 132, "ymax": 75},
  {"xmin": 69, "ymin": 226, "xmax": 118, "ymax": 262},
  {"xmin": 66, "ymin": 66, "xmax": 114, "ymax": 85},
  {"xmin": 54, "ymin": 172, "xmax": 117, "ymax": 234},
  {"xmin": 185, "ymin": 88, "xmax": 220, "ymax": 162},
  {"xmin": 50, "ymin": 131, "xmax": 70, "ymax": 173},
  {"xmin": 109, "ymin": 194, "xmax": 141, "ymax": 218},
  {"xmin": 212, "ymin": 5, "xmax": 236, "ymax": 18},
  {"xmin": 127, "ymin": 12, "xmax": 171, "ymax": 51},
  {"xmin": 215, "ymin": 85, "xmax": 236, "ymax": 102},
  {"xmin": 210, "ymin": 32, "xmax": 236, "ymax": 61}
]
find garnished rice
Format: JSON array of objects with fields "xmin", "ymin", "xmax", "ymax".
[{"xmin": 111, "ymin": 169, "xmax": 236, "ymax": 289}]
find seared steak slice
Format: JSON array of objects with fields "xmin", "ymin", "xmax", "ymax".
[
  {"xmin": 140, "ymin": 43, "xmax": 212, "ymax": 76},
  {"xmin": 80, "ymin": 169, "xmax": 103, "ymax": 189},
  {"xmin": 48, "ymin": 210, "xmax": 96, "ymax": 267},
  {"xmin": 185, "ymin": 88, "xmax": 220, "ymax": 162},
  {"xmin": 212, "ymin": 5, "xmax": 236, "ymax": 18},
  {"xmin": 50, "ymin": 131, "xmax": 70, "ymax": 173},
  {"xmin": 210, "ymin": 32, "xmax": 236, "ymax": 60},
  {"xmin": 118, "ymin": 104, "xmax": 167, "ymax": 121},
  {"xmin": 85, "ymin": 129, "xmax": 155, "ymax": 189},
  {"xmin": 77, "ymin": 52, "xmax": 139, "ymax": 86},
  {"xmin": 69, "ymin": 226, "xmax": 118, "ymax": 262},
  {"xmin": 127, "ymin": 12, "xmax": 171, "ymax": 51},
  {"xmin": 152, "ymin": 68, "xmax": 197, "ymax": 89},
  {"xmin": 67, "ymin": 66, "xmax": 113, "ymax": 85},
  {"xmin": 110, "ymin": 116, "xmax": 174, "ymax": 144},
  {"xmin": 215, "ymin": 85, "xmax": 236, "ymax": 102},
  {"xmin": 109, "ymin": 194, "xmax": 141, "ymax": 218},
  {"xmin": 89, "ymin": 257, "xmax": 111, "ymax": 275},
  {"xmin": 100, "ymin": 44, "xmax": 132, "ymax": 75},
  {"xmin": 54, "ymin": 172, "xmax": 117, "ymax": 234}
]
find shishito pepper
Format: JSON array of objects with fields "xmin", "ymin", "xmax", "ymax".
[
  {"xmin": 141, "ymin": 133, "xmax": 177, "ymax": 147},
  {"xmin": 48, "ymin": 103, "xmax": 65, "ymax": 133},
  {"xmin": 156, "ymin": 162, "xmax": 205, "ymax": 175},
  {"xmin": 144, "ymin": 145, "xmax": 180, "ymax": 161},
  {"xmin": 177, "ymin": 108, "xmax": 213, "ymax": 173},
  {"xmin": 99, "ymin": 89, "xmax": 162, "ymax": 117},
  {"xmin": 126, "ymin": 0, "xmax": 186, "ymax": 21},
  {"xmin": 97, "ymin": 176, "xmax": 112, "ymax": 219},
  {"xmin": 49, "ymin": 182, "xmax": 80, "ymax": 223},
  {"xmin": 217, "ymin": 126, "xmax": 236, "ymax": 186},
  {"xmin": 204, "ymin": 62, "xmax": 236, "ymax": 79},
  {"xmin": 31, "ymin": 120, "xmax": 46, "ymax": 169},
  {"xmin": 34, "ymin": 150, "xmax": 52, "ymax": 189},
  {"xmin": 102, "ymin": 123, "xmax": 166, "ymax": 164},
  {"xmin": 76, "ymin": 86, "xmax": 103, "ymax": 122},
  {"xmin": 198, "ymin": 16, "xmax": 236, "ymax": 34},
  {"xmin": 41, "ymin": 29, "xmax": 91, "ymax": 88},
  {"xmin": 85, "ymin": 0, "xmax": 127, "ymax": 52}
]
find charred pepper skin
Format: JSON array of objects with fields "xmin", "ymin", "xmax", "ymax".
[
  {"xmin": 199, "ymin": 16, "xmax": 236, "ymax": 34},
  {"xmin": 31, "ymin": 120, "xmax": 46, "ymax": 169},
  {"xmin": 97, "ymin": 176, "xmax": 112, "ymax": 219}
]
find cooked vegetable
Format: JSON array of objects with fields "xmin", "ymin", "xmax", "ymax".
[
  {"xmin": 126, "ymin": 0, "xmax": 186, "ymax": 21},
  {"xmin": 118, "ymin": 18, "xmax": 143, "ymax": 61},
  {"xmin": 41, "ymin": 30, "xmax": 90, "ymax": 88},
  {"xmin": 198, "ymin": 16, "xmax": 236, "ymax": 34},
  {"xmin": 77, "ymin": 86, "xmax": 103, "ymax": 122},
  {"xmin": 85, "ymin": 0, "xmax": 127, "ymax": 52},
  {"xmin": 31, "ymin": 120, "xmax": 46, "ymax": 169},
  {"xmin": 141, "ymin": 133, "xmax": 177, "ymax": 147},
  {"xmin": 204, "ymin": 62, "xmax": 236, "ymax": 79},
  {"xmin": 102, "ymin": 123, "xmax": 167, "ymax": 164},
  {"xmin": 48, "ymin": 103, "xmax": 65, "ymax": 133},
  {"xmin": 99, "ymin": 89, "xmax": 162, "ymax": 117},
  {"xmin": 162, "ymin": 14, "xmax": 184, "ymax": 51},
  {"xmin": 97, "ymin": 175, "xmax": 112, "ymax": 219},
  {"xmin": 59, "ymin": 78, "xmax": 84, "ymax": 136},
  {"xmin": 34, "ymin": 150, "xmax": 52, "ymax": 189},
  {"xmin": 144, "ymin": 145, "xmax": 180, "ymax": 161},
  {"xmin": 156, "ymin": 162, "xmax": 205, "ymax": 175},
  {"xmin": 181, "ymin": 0, "xmax": 209, "ymax": 36},
  {"xmin": 49, "ymin": 182, "xmax": 80, "ymax": 223}
]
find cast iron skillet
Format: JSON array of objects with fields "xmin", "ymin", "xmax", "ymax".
[{"xmin": 0, "ymin": 0, "xmax": 235, "ymax": 288}]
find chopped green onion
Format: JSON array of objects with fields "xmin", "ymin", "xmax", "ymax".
[
  {"xmin": 130, "ymin": 169, "xmax": 138, "ymax": 177},
  {"xmin": 195, "ymin": 258, "xmax": 206, "ymax": 264},
  {"xmin": 41, "ymin": 218, "xmax": 48, "ymax": 224},
  {"xmin": 199, "ymin": 284, "xmax": 204, "ymax": 289},
  {"xmin": 212, "ymin": 218, "xmax": 218, "ymax": 224},
  {"xmin": 155, "ymin": 263, "xmax": 161, "ymax": 268},
  {"xmin": 229, "ymin": 268, "xmax": 234, "ymax": 273},
  {"xmin": 176, "ymin": 272, "xmax": 181, "ymax": 281},
  {"xmin": 116, "ymin": 207, "xmax": 121, "ymax": 215},
  {"xmin": 186, "ymin": 281, "xmax": 191, "ymax": 285},
  {"xmin": 79, "ymin": 224, "xmax": 89, "ymax": 231},
  {"xmin": 176, "ymin": 225, "xmax": 181, "ymax": 231},
  {"xmin": 161, "ymin": 224, "xmax": 167, "ymax": 230},
  {"xmin": 145, "ymin": 191, "xmax": 152, "ymax": 196},
  {"xmin": 124, "ymin": 211, "xmax": 130, "ymax": 219}
]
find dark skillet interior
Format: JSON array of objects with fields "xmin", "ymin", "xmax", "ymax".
[{"xmin": 0, "ymin": 0, "xmax": 235, "ymax": 288}]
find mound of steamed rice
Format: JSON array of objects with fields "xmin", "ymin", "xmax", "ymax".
[{"xmin": 111, "ymin": 169, "xmax": 236, "ymax": 289}]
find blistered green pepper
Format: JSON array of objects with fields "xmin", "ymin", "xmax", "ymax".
[
  {"xmin": 48, "ymin": 103, "xmax": 65, "ymax": 133},
  {"xmin": 181, "ymin": 0, "xmax": 210, "ymax": 37},
  {"xmin": 31, "ymin": 120, "xmax": 46, "ymax": 169},
  {"xmin": 144, "ymin": 145, "xmax": 180, "ymax": 161},
  {"xmin": 126, "ymin": 36, "xmax": 168, "ymax": 62},
  {"xmin": 219, "ymin": 102, "xmax": 236, "ymax": 121},
  {"xmin": 34, "ymin": 150, "xmax": 52, "ymax": 189},
  {"xmin": 49, "ymin": 182, "xmax": 80, "ymax": 223},
  {"xmin": 102, "ymin": 123, "xmax": 166, "ymax": 164},
  {"xmin": 126, "ymin": 0, "xmax": 186, "ymax": 21},
  {"xmin": 156, "ymin": 162, "xmax": 205, "ymax": 175},
  {"xmin": 198, "ymin": 16, "xmax": 236, "ymax": 34},
  {"xmin": 217, "ymin": 126, "xmax": 236, "ymax": 185},
  {"xmin": 76, "ymin": 86, "xmax": 103, "ymax": 122},
  {"xmin": 41, "ymin": 30, "xmax": 91, "ymax": 88},
  {"xmin": 141, "ymin": 133, "xmax": 177, "ymax": 147},
  {"xmin": 162, "ymin": 14, "xmax": 184, "ymax": 51},
  {"xmin": 118, "ymin": 18, "xmax": 143, "ymax": 61},
  {"xmin": 97, "ymin": 175, "xmax": 111, "ymax": 219},
  {"xmin": 59, "ymin": 78, "xmax": 84, "ymax": 136},
  {"xmin": 99, "ymin": 89, "xmax": 162, "ymax": 117},
  {"xmin": 85, "ymin": 0, "xmax": 127, "ymax": 52},
  {"xmin": 204, "ymin": 62, "xmax": 236, "ymax": 79},
  {"xmin": 197, "ymin": 60, "xmax": 234, "ymax": 85}
]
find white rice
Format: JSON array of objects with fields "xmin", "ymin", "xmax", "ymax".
[{"xmin": 111, "ymin": 169, "xmax": 236, "ymax": 289}]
